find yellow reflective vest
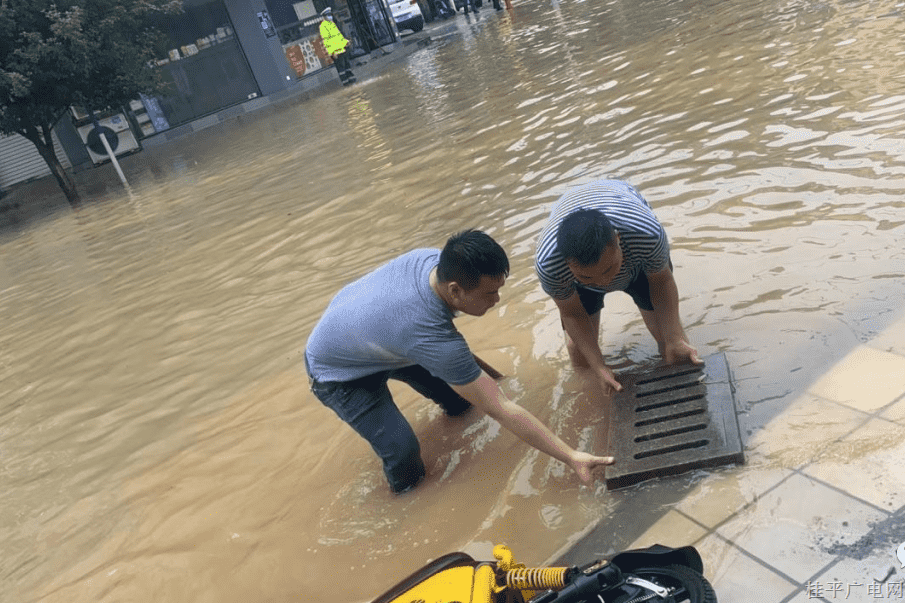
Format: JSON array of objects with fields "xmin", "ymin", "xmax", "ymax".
[{"xmin": 319, "ymin": 19, "xmax": 349, "ymax": 56}]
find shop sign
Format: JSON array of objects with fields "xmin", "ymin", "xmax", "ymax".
[{"xmin": 285, "ymin": 45, "xmax": 307, "ymax": 77}]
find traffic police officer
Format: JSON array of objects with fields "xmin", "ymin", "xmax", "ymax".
[{"xmin": 319, "ymin": 7, "xmax": 356, "ymax": 86}]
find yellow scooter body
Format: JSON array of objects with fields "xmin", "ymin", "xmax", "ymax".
[
  {"xmin": 371, "ymin": 551, "xmax": 502, "ymax": 603},
  {"xmin": 381, "ymin": 563, "xmax": 497, "ymax": 603}
]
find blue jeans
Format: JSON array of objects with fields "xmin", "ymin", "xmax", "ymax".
[{"xmin": 306, "ymin": 360, "xmax": 471, "ymax": 493}]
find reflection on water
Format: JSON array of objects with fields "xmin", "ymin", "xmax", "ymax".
[{"xmin": 3, "ymin": 0, "xmax": 905, "ymax": 601}]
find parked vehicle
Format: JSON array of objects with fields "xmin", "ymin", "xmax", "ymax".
[
  {"xmin": 371, "ymin": 543, "xmax": 717, "ymax": 603},
  {"xmin": 388, "ymin": 0, "xmax": 424, "ymax": 32}
]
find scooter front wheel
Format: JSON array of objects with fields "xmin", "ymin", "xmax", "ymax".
[{"xmin": 610, "ymin": 564, "xmax": 717, "ymax": 603}]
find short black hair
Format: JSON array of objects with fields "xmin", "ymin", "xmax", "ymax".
[
  {"xmin": 557, "ymin": 209, "xmax": 617, "ymax": 265},
  {"xmin": 437, "ymin": 229, "xmax": 509, "ymax": 291}
]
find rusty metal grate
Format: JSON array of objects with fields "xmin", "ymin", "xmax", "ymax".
[{"xmin": 604, "ymin": 351, "xmax": 744, "ymax": 490}]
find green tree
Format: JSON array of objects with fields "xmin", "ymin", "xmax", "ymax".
[{"xmin": 0, "ymin": 0, "xmax": 182, "ymax": 207}]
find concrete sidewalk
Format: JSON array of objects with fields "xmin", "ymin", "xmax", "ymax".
[{"xmin": 555, "ymin": 313, "xmax": 905, "ymax": 602}]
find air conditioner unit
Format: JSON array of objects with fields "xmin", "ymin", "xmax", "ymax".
[{"xmin": 76, "ymin": 113, "xmax": 140, "ymax": 164}]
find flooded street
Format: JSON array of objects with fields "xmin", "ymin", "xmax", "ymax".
[{"xmin": 3, "ymin": 0, "xmax": 905, "ymax": 601}]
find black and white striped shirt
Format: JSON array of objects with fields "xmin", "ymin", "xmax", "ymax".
[{"xmin": 534, "ymin": 180, "xmax": 670, "ymax": 300}]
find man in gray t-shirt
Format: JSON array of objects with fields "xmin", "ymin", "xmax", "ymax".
[
  {"xmin": 535, "ymin": 180, "xmax": 701, "ymax": 393},
  {"xmin": 305, "ymin": 230, "xmax": 614, "ymax": 493}
]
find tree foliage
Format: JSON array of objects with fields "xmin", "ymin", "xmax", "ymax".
[{"xmin": 0, "ymin": 0, "xmax": 183, "ymax": 205}]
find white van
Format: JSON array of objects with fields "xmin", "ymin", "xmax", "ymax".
[{"xmin": 388, "ymin": 0, "xmax": 424, "ymax": 32}]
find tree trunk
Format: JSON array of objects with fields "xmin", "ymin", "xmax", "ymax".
[{"xmin": 21, "ymin": 123, "xmax": 82, "ymax": 208}]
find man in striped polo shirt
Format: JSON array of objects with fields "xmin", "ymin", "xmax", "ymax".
[{"xmin": 535, "ymin": 179, "xmax": 701, "ymax": 393}]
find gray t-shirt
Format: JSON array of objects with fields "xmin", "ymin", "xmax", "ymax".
[{"xmin": 304, "ymin": 249, "xmax": 482, "ymax": 385}]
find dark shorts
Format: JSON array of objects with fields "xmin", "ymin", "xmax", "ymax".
[
  {"xmin": 304, "ymin": 357, "xmax": 470, "ymax": 493},
  {"xmin": 576, "ymin": 259, "xmax": 673, "ymax": 315}
]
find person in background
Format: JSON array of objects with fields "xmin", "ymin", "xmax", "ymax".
[
  {"xmin": 305, "ymin": 230, "xmax": 615, "ymax": 494},
  {"xmin": 535, "ymin": 179, "xmax": 702, "ymax": 394},
  {"xmin": 433, "ymin": 0, "xmax": 455, "ymax": 18},
  {"xmin": 460, "ymin": 0, "xmax": 479, "ymax": 15},
  {"xmin": 319, "ymin": 7, "xmax": 356, "ymax": 86}
]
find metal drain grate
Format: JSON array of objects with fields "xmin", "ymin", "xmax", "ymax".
[{"xmin": 604, "ymin": 351, "xmax": 743, "ymax": 490}]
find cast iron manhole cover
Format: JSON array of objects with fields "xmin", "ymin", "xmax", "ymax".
[{"xmin": 605, "ymin": 351, "xmax": 743, "ymax": 489}]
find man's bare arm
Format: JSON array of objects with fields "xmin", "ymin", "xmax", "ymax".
[
  {"xmin": 646, "ymin": 268, "xmax": 701, "ymax": 365},
  {"xmin": 554, "ymin": 293, "xmax": 622, "ymax": 391},
  {"xmin": 451, "ymin": 371, "xmax": 614, "ymax": 482}
]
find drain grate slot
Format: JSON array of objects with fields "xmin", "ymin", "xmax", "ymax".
[
  {"xmin": 605, "ymin": 352, "xmax": 744, "ymax": 489},
  {"xmin": 636, "ymin": 392, "xmax": 706, "ymax": 413},
  {"xmin": 636, "ymin": 382, "xmax": 700, "ymax": 397},
  {"xmin": 634, "ymin": 439, "xmax": 710, "ymax": 459},
  {"xmin": 634, "ymin": 423, "xmax": 708, "ymax": 443},
  {"xmin": 635, "ymin": 408, "xmax": 706, "ymax": 427},
  {"xmin": 635, "ymin": 373, "xmax": 706, "ymax": 398},
  {"xmin": 636, "ymin": 367, "xmax": 701, "ymax": 385}
]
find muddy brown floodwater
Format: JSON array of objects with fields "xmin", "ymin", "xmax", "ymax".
[{"xmin": 2, "ymin": 0, "xmax": 905, "ymax": 601}]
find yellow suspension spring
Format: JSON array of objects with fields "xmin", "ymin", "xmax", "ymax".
[{"xmin": 504, "ymin": 566, "xmax": 570, "ymax": 591}]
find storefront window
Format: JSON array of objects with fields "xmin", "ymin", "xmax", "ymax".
[{"xmin": 144, "ymin": 0, "xmax": 260, "ymax": 132}]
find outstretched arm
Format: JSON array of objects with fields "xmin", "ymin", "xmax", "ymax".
[{"xmin": 451, "ymin": 371, "xmax": 614, "ymax": 483}]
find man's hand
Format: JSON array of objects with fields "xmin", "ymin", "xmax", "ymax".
[
  {"xmin": 568, "ymin": 450, "xmax": 615, "ymax": 483},
  {"xmin": 597, "ymin": 365, "xmax": 623, "ymax": 393},
  {"xmin": 663, "ymin": 338, "xmax": 703, "ymax": 366}
]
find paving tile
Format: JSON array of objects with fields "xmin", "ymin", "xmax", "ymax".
[
  {"xmin": 746, "ymin": 394, "xmax": 869, "ymax": 470},
  {"xmin": 880, "ymin": 397, "xmax": 905, "ymax": 425},
  {"xmin": 694, "ymin": 532, "xmax": 798, "ymax": 603},
  {"xmin": 627, "ymin": 509, "xmax": 709, "ymax": 550},
  {"xmin": 715, "ymin": 473, "xmax": 887, "ymax": 584},
  {"xmin": 808, "ymin": 345, "xmax": 905, "ymax": 412},
  {"xmin": 804, "ymin": 417, "xmax": 905, "ymax": 511},
  {"xmin": 866, "ymin": 318, "xmax": 905, "ymax": 357},
  {"xmin": 674, "ymin": 466, "xmax": 791, "ymax": 529},
  {"xmin": 810, "ymin": 552, "xmax": 905, "ymax": 601}
]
